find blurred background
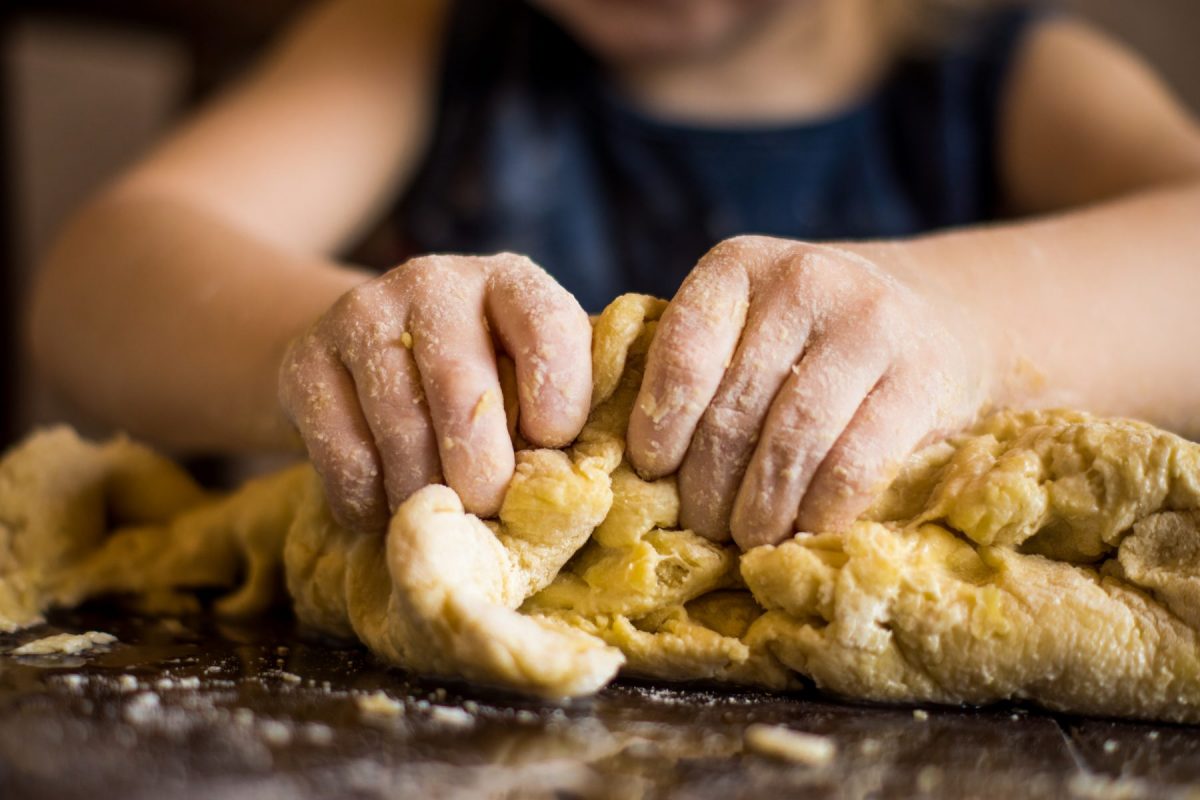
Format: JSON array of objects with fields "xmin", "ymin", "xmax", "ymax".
[{"xmin": 1, "ymin": 0, "xmax": 1198, "ymax": 451}]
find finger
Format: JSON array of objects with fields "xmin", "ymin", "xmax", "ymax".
[
  {"xmin": 484, "ymin": 254, "xmax": 592, "ymax": 447},
  {"xmin": 409, "ymin": 264, "xmax": 514, "ymax": 517},
  {"xmin": 730, "ymin": 326, "xmax": 890, "ymax": 549},
  {"xmin": 677, "ymin": 278, "xmax": 814, "ymax": 541},
  {"xmin": 279, "ymin": 335, "xmax": 388, "ymax": 533},
  {"xmin": 795, "ymin": 369, "xmax": 937, "ymax": 533},
  {"xmin": 336, "ymin": 319, "xmax": 442, "ymax": 514},
  {"xmin": 627, "ymin": 243, "xmax": 752, "ymax": 479}
]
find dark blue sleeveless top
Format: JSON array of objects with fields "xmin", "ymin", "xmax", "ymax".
[{"xmin": 395, "ymin": 1, "xmax": 1043, "ymax": 311}]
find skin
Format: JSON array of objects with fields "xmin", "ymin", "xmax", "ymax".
[{"xmin": 27, "ymin": 0, "xmax": 1200, "ymax": 545}]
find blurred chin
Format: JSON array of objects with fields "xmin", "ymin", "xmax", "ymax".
[{"xmin": 534, "ymin": 0, "xmax": 778, "ymax": 65}]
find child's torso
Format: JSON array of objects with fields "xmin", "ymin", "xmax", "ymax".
[{"xmin": 395, "ymin": 0, "xmax": 1042, "ymax": 311}]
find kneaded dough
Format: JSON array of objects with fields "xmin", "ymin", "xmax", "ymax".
[{"xmin": 4, "ymin": 293, "xmax": 1200, "ymax": 720}]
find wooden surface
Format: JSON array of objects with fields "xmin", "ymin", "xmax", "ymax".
[{"xmin": 1, "ymin": 605, "xmax": 1198, "ymax": 799}]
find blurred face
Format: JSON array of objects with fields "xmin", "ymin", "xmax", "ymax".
[{"xmin": 531, "ymin": 0, "xmax": 803, "ymax": 66}]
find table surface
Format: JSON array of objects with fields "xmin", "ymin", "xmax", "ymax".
[{"xmin": 1, "ymin": 605, "xmax": 1198, "ymax": 800}]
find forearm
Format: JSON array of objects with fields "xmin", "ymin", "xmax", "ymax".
[
  {"xmin": 853, "ymin": 180, "xmax": 1200, "ymax": 434},
  {"xmin": 29, "ymin": 190, "xmax": 368, "ymax": 452}
]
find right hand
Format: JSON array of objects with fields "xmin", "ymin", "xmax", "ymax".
[{"xmin": 279, "ymin": 253, "xmax": 593, "ymax": 532}]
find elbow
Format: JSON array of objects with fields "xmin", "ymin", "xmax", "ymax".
[
  {"xmin": 24, "ymin": 196, "xmax": 123, "ymax": 411},
  {"xmin": 26, "ymin": 236, "xmax": 73, "ymax": 396}
]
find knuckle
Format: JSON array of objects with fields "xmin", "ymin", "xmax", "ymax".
[
  {"xmin": 759, "ymin": 425, "xmax": 812, "ymax": 471},
  {"xmin": 335, "ymin": 282, "xmax": 382, "ymax": 317},
  {"xmin": 705, "ymin": 392, "xmax": 766, "ymax": 438},
  {"xmin": 386, "ymin": 254, "xmax": 475, "ymax": 299},
  {"xmin": 388, "ymin": 254, "xmax": 446, "ymax": 281},
  {"xmin": 777, "ymin": 248, "xmax": 836, "ymax": 288},
  {"xmin": 484, "ymin": 251, "xmax": 540, "ymax": 274},
  {"xmin": 365, "ymin": 388, "xmax": 436, "ymax": 449},
  {"xmin": 819, "ymin": 444, "xmax": 877, "ymax": 498},
  {"xmin": 693, "ymin": 240, "xmax": 750, "ymax": 280},
  {"xmin": 702, "ymin": 234, "xmax": 773, "ymax": 265}
]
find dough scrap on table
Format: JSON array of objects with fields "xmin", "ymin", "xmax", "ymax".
[
  {"xmin": 11, "ymin": 630, "xmax": 117, "ymax": 656},
  {"xmin": 3, "ymin": 293, "xmax": 1200, "ymax": 719}
]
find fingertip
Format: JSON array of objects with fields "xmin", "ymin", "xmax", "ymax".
[
  {"xmin": 447, "ymin": 439, "xmax": 515, "ymax": 519},
  {"xmin": 730, "ymin": 519, "xmax": 786, "ymax": 551},
  {"xmin": 680, "ymin": 509, "xmax": 732, "ymax": 544},
  {"xmin": 321, "ymin": 473, "xmax": 390, "ymax": 535},
  {"xmin": 677, "ymin": 459, "xmax": 734, "ymax": 543},
  {"xmin": 729, "ymin": 482, "xmax": 793, "ymax": 551},
  {"xmin": 517, "ymin": 362, "xmax": 592, "ymax": 448},
  {"xmin": 625, "ymin": 415, "xmax": 674, "ymax": 481},
  {"xmin": 794, "ymin": 471, "xmax": 881, "ymax": 535}
]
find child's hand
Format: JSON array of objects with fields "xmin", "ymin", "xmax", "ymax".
[
  {"xmin": 627, "ymin": 236, "xmax": 990, "ymax": 549},
  {"xmin": 279, "ymin": 253, "xmax": 592, "ymax": 533}
]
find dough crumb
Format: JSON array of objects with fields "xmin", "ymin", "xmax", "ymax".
[
  {"xmin": 356, "ymin": 691, "xmax": 405, "ymax": 717},
  {"xmin": 912, "ymin": 709, "xmax": 929, "ymax": 721},
  {"xmin": 743, "ymin": 724, "xmax": 836, "ymax": 766},
  {"xmin": 12, "ymin": 631, "xmax": 117, "ymax": 656},
  {"xmin": 429, "ymin": 705, "xmax": 474, "ymax": 728}
]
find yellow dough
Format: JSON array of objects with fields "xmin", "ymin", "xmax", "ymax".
[{"xmin": 3, "ymin": 293, "xmax": 1200, "ymax": 720}]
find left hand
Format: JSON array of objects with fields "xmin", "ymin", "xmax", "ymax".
[{"xmin": 626, "ymin": 235, "xmax": 991, "ymax": 549}]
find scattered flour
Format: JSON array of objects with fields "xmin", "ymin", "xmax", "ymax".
[{"xmin": 259, "ymin": 719, "xmax": 293, "ymax": 746}]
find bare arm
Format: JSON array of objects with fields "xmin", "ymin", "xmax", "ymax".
[
  {"xmin": 628, "ymin": 18, "xmax": 1200, "ymax": 547},
  {"xmin": 28, "ymin": 0, "xmax": 447, "ymax": 452},
  {"xmin": 863, "ymin": 18, "xmax": 1200, "ymax": 430},
  {"xmin": 28, "ymin": 0, "xmax": 595, "ymax": 531}
]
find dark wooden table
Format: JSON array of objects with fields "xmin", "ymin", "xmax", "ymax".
[{"xmin": 1, "ymin": 605, "xmax": 1198, "ymax": 799}]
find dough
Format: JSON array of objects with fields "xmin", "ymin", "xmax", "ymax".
[
  {"xmin": 11, "ymin": 630, "xmax": 116, "ymax": 656},
  {"xmin": 742, "ymin": 725, "xmax": 836, "ymax": 765},
  {"xmin": 3, "ymin": 293, "xmax": 1200, "ymax": 720}
]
